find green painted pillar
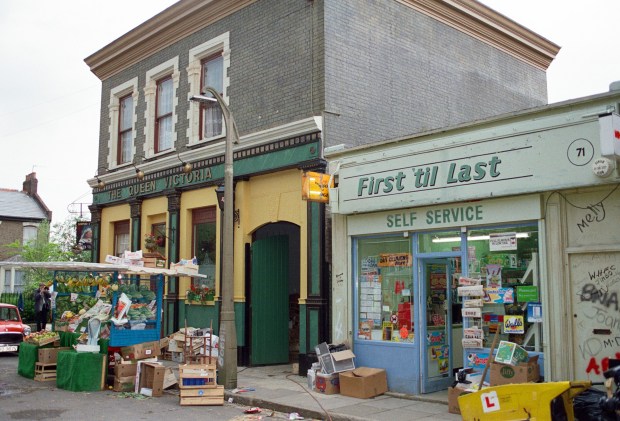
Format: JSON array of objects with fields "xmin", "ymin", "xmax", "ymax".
[
  {"xmin": 164, "ymin": 190, "xmax": 182, "ymax": 336},
  {"xmin": 129, "ymin": 199, "xmax": 142, "ymax": 252},
  {"xmin": 88, "ymin": 205, "xmax": 101, "ymax": 263}
]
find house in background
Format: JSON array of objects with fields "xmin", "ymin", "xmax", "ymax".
[
  {"xmin": 84, "ymin": 0, "xmax": 558, "ymax": 377},
  {"xmin": 0, "ymin": 172, "xmax": 52, "ymax": 293}
]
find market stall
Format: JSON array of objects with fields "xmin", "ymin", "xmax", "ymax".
[{"xmin": 3, "ymin": 261, "xmax": 202, "ymax": 391}]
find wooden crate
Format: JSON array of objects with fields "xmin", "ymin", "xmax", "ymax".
[
  {"xmin": 34, "ymin": 362, "xmax": 57, "ymax": 382},
  {"xmin": 179, "ymin": 385, "xmax": 224, "ymax": 406},
  {"xmin": 179, "ymin": 363, "xmax": 216, "ymax": 389}
]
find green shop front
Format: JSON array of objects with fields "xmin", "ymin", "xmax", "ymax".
[{"xmin": 327, "ymin": 93, "xmax": 620, "ymax": 394}]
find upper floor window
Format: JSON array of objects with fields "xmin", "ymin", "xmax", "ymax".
[
  {"xmin": 156, "ymin": 76, "xmax": 173, "ymax": 153},
  {"xmin": 22, "ymin": 224, "xmax": 38, "ymax": 244},
  {"xmin": 118, "ymin": 94, "xmax": 134, "ymax": 164},
  {"xmin": 144, "ymin": 57, "xmax": 179, "ymax": 158},
  {"xmin": 200, "ymin": 54, "xmax": 224, "ymax": 139},
  {"xmin": 187, "ymin": 32, "xmax": 230, "ymax": 146},
  {"xmin": 107, "ymin": 78, "xmax": 138, "ymax": 169}
]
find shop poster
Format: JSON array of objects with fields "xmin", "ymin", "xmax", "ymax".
[
  {"xmin": 517, "ymin": 285, "xmax": 539, "ymax": 303},
  {"xmin": 486, "ymin": 264, "xmax": 502, "ymax": 287},
  {"xmin": 489, "ymin": 232, "xmax": 517, "ymax": 251},
  {"xmin": 484, "ymin": 287, "xmax": 515, "ymax": 304},
  {"xmin": 358, "ymin": 320, "xmax": 373, "ymax": 340},
  {"xmin": 503, "ymin": 315, "xmax": 525, "ymax": 334},
  {"xmin": 467, "ymin": 352, "xmax": 490, "ymax": 370},
  {"xmin": 378, "ymin": 253, "xmax": 412, "ymax": 267},
  {"xmin": 426, "ymin": 331, "xmax": 445, "ymax": 346},
  {"xmin": 527, "ymin": 303, "xmax": 543, "ymax": 323},
  {"xmin": 437, "ymin": 358, "xmax": 449, "ymax": 374},
  {"xmin": 430, "ymin": 344, "xmax": 449, "ymax": 360}
]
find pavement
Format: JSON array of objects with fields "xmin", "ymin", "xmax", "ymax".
[{"xmin": 167, "ymin": 362, "xmax": 463, "ymax": 421}]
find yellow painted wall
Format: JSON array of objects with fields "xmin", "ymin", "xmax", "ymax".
[
  {"xmin": 140, "ymin": 196, "xmax": 167, "ymax": 252},
  {"xmin": 241, "ymin": 169, "xmax": 308, "ymax": 301},
  {"xmin": 99, "ymin": 204, "xmax": 130, "ymax": 262}
]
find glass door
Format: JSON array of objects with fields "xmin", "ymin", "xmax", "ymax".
[{"xmin": 420, "ymin": 258, "xmax": 454, "ymax": 393}]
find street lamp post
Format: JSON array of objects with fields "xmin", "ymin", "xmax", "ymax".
[{"xmin": 189, "ymin": 88, "xmax": 239, "ymax": 389}]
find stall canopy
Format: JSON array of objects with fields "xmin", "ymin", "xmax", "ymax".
[{"xmin": 0, "ymin": 261, "xmax": 205, "ymax": 278}]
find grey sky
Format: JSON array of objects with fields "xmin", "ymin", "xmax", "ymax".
[{"xmin": 0, "ymin": 0, "xmax": 618, "ymax": 226}]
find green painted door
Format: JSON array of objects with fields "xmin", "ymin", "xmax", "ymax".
[{"xmin": 251, "ymin": 235, "xmax": 289, "ymax": 365}]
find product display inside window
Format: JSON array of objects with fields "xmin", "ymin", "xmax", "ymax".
[
  {"xmin": 440, "ymin": 226, "xmax": 542, "ymax": 352},
  {"xmin": 356, "ymin": 237, "xmax": 414, "ymax": 342}
]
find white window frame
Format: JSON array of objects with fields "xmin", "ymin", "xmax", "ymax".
[
  {"xmin": 144, "ymin": 57, "xmax": 180, "ymax": 159},
  {"xmin": 107, "ymin": 78, "xmax": 138, "ymax": 169},
  {"xmin": 186, "ymin": 32, "xmax": 230, "ymax": 146}
]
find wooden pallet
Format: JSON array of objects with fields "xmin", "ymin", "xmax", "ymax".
[
  {"xmin": 179, "ymin": 385, "xmax": 224, "ymax": 406},
  {"xmin": 34, "ymin": 362, "xmax": 57, "ymax": 382}
]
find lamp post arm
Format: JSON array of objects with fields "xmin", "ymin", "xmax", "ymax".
[{"xmin": 199, "ymin": 87, "xmax": 240, "ymax": 145}]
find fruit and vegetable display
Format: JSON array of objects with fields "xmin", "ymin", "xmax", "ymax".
[{"xmin": 25, "ymin": 331, "xmax": 60, "ymax": 345}]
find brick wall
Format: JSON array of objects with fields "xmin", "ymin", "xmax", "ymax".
[
  {"xmin": 322, "ymin": 0, "xmax": 548, "ymax": 148},
  {"xmin": 0, "ymin": 221, "xmax": 23, "ymax": 261}
]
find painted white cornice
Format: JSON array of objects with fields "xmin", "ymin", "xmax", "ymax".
[
  {"xmin": 397, "ymin": 0, "xmax": 560, "ymax": 70},
  {"xmin": 87, "ymin": 116, "xmax": 323, "ymax": 188},
  {"xmin": 84, "ymin": 0, "xmax": 256, "ymax": 80}
]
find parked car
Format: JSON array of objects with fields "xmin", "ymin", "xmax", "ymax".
[{"xmin": 0, "ymin": 303, "xmax": 31, "ymax": 353}]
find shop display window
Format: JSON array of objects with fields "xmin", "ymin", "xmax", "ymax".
[
  {"xmin": 355, "ymin": 237, "xmax": 414, "ymax": 343},
  {"xmin": 424, "ymin": 224, "xmax": 542, "ymax": 352}
]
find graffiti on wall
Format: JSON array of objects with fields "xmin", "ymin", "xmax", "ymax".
[{"xmin": 572, "ymin": 252, "xmax": 620, "ymax": 378}]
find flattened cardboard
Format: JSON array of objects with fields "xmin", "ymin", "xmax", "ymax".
[{"xmin": 339, "ymin": 367, "xmax": 387, "ymax": 399}]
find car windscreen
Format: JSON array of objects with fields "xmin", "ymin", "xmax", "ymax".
[{"xmin": 0, "ymin": 307, "xmax": 19, "ymax": 321}]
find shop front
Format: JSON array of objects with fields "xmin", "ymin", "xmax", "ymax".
[
  {"xmin": 328, "ymin": 88, "xmax": 620, "ymax": 394},
  {"xmin": 347, "ymin": 196, "xmax": 542, "ymax": 394}
]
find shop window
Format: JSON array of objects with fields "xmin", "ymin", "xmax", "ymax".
[
  {"xmin": 114, "ymin": 220, "xmax": 130, "ymax": 258},
  {"xmin": 355, "ymin": 236, "xmax": 414, "ymax": 343},
  {"xmin": 186, "ymin": 32, "xmax": 230, "ymax": 146},
  {"xmin": 191, "ymin": 207, "xmax": 217, "ymax": 294},
  {"xmin": 467, "ymin": 225, "xmax": 541, "ymax": 351},
  {"xmin": 107, "ymin": 78, "xmax": 138, "ymax": 169},
  {"xmin": 144, "ymin": 57, "xmax": 179, "ymax": 158},
  {"xmin": 150, "ymin": 223, "xmax": 167, "ymax": 256}
]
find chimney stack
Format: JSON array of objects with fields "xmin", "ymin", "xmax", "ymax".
[{"xmin": 22, "ymin": 172, "xmax": 38, "ymax": 196}]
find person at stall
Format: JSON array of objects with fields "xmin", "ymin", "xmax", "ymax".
[{"xmin": 34, "ymin": 283, "xmax": 51, "ymax": 332}]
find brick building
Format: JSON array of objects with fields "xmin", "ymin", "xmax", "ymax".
[
  {"xmin": 84, "ymin": 0, "xmax": 558, "ymax": 373},
  {"xmin": 0, "ymin": 173, "xmax": 52, "ymax": 292}
]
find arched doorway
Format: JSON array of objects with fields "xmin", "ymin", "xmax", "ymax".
[{"xmin": 249, "ymin": 222, "xmax": 300, "ymax": 365}]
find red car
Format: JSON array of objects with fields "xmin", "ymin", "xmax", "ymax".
[{"xmin": 0, "ymin": 303, "xmax": 31, "ymax": 353}]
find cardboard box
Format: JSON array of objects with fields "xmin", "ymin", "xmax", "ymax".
[
  {"xmin": 339, "ymin": 367, "xmax": 388, "ymax": 399},
  {"xmin": 113, "ymin": 376, "xmax": 136, "ymax": 392},
  {"xmin": 315, "ymin": 342, "xmax": 355, "ymax": 374},
  {"xmin": 138, "ymin": 362, "xmax": 166, "ymax": 397},
  {"xmin": 120, "ymin": 340, "xmax": 162, "ymax": 360},
  {"xmin": 38, "ymin": 347, "xmax": 70, "ymax": 364},
  {"xmin": 490, "ymin": 355, "xmax": 540, "ymax": 386},
  {"xmin": 315, "ymin": 372, "xmax": 340, "ymax": 394},
  {"xmin": 448, "ymin": 385, "xmax": 472, "ymax": 414},
  {"xmin": 115, "ymin": 361, "xmax": 138, "ymax": 378},
  {"xmin": 494, "ymin": 341, "xmax": 530, "ymax": 365}
]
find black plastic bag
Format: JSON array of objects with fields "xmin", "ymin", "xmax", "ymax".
[{"xmin": 573, "ymin": 388, "xmax": 618, "ymax": 421}]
